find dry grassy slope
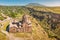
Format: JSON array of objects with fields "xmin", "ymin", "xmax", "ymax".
[
  {"xmin": 0, "ymin": 19, "xmax": 10, "ymax": 30},
  {"xmin": 48, "ymin": 7, "xmax": 60, "ymax": 14},
  {"xmin": 0, "ymin": 32, "xmax": 7, "ymax": 40},
  {"xmin": 29, "ymin": 16, "xmax": 49, "ymax": 40},
  {"xmin": 0, "ymin": 19, "xmax": 10, "ymax": 40},
  {"xmin": 27, "ymin": 6, "xmax": 60, "ymax": 14}
]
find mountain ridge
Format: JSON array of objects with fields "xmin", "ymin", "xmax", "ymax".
[{"xmin": 26, "ymin": 3, "xmax": 46, "ymax": 7}]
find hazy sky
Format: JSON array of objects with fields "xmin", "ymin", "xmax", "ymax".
[{"xmin": 0, "ymin": 0, "xmax": 60, "ymax": 6}]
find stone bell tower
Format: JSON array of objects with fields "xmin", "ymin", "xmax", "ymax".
[{"xmin": 22, "ymin": 14, "xmax": 32, "ymax": 32}]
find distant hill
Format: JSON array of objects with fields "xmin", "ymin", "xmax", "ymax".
[{"xmin": 26, "ymin": 3, "xmax": 46, "ymax": 7}]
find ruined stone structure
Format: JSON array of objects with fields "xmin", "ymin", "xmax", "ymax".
[{"xmin": 9, "ymin": 14, "xmax": 32, "ymax": 33}]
